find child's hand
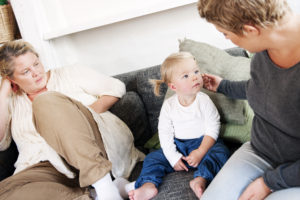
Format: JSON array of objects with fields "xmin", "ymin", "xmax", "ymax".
[
  {"xmin": 173, "ymin": 157, "xmax": 188, "ymax": 172},
  {"xmin": 202, "ymin": 73, "xmax": 223, "ymax": 92},
  {"xmin": 183, "ymin": 149, "xmax": 204, "ymax": 168}
]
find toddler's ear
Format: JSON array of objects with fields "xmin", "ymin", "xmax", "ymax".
[{"xmin": 168, "ymin": 83, "xmax": 176, "ymax": 91}]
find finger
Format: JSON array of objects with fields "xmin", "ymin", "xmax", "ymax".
[
  {"xmin": 180, "ymin": 162, "xmax": 188, "ymax": 171},
  {"xmin": 184, "ymin": 156, "xmax": 191, "ymax": 162},
  {"xmin": 203, "ymin": 73, "xmax": 215, "ymax": 79}
]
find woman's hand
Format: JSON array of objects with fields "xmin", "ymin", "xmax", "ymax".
[
  {"xmin": 173, "ymin": 157, "xmax": 188, "ymax": 172},
  {"xmin": 238, "ymin": 177, "xmax": 272, "ymax": 200},
  {"xmin": 202, "ymin": 73, "xmax": 223, "ymax": 92},
  {"xmin": 0, "ymin": 78, "xmax": 13, "ymax": 98},
  {"xmin": 89, "ymin": 95, "xmax": 119, "ymax": 113}
]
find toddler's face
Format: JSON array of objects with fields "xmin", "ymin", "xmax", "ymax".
[{"xmin": 169, "ymin": 58, "xmax": 203, "ymax": 96}]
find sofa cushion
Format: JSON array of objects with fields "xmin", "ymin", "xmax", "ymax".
[
  {"xmin": 0, "ymin": 140, "xmax": 18, "ymax": 181},
  {"xmin": 110, "ymin": 91, "xmax": 152, "ymax": 152},
  {"xmin": 179, "ymin": 39, "xmax": 251, "ymax": 125},
  {"xmin": 152, "ymin": 171, "xmax": 198, "ymax": 200}
]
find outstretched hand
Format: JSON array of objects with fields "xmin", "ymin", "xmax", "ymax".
[
  {"xmin": 173, "ymin": 157, "xmax": 188, "ymax": 172},
  {"xmin": 202, "ymin": 73, "xmax": 223, "ymax": 92},
  {"xmin": 238, "ymin": 177, "xmax": 272, "ymax": 200}
]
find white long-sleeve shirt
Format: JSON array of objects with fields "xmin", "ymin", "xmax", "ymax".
[
  {"xmin": 158, "ymin": 92, "xmax": 220, "ymax": 167},
  {"xmin": 0, "ymin": 65, "xmax": 144, "ymax": 179}
]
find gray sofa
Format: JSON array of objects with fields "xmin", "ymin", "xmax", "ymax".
[{"xmin": 0, "ymin": 47, "xmax": 249, "ymax": 199}]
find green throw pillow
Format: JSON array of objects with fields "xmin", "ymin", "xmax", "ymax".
[{"xmin": 220, "ymin": 102, "xmax": 253, "ymax": 143}]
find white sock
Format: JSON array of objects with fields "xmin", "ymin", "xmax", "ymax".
[
  {"xmin": 125, "ymin": 181, "xmax": 136, "ymax": 193},
  {"xmin": 113, "ymin": 177, "xmax": 130, "ymax": 199},
  {"xmin": 92, "ymin": 173, "xmax": 122, "ymax": 200}
]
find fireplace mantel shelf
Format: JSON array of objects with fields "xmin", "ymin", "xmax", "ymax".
[{"xmin": 43, "ymin": 0, "xmax": 197, "ymax": 40}]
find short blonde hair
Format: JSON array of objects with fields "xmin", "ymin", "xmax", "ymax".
[
  {"xmin": 197, "ymin": 0, "xmax": 291, "ymax": 35},
  {"xmin": 151, "ymin": 51, "xmax": 195, "ymax": 96},
  {"xmin": 0, "ymin": 40, "xmax": 39, "ymax": 79}
]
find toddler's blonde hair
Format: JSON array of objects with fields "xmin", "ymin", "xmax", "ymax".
[{"xmin": 151, "ymin": 51, "xmax": 195, "ymax": 96}]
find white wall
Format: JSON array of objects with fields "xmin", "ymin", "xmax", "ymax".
[
  {"xmin": 288, "ymin": 0, "xmax": 300, "ymax": 13},
  {"xmin": 11, "ymin": 0, "xmax": 234, "ymax": 75},
  {"xmin": 11, "ymin": 0, "xmax": 299, "ymax": 76},
  {"xmin": 51, "ymin": 3, "xmax": 233, "ymax": 75}
]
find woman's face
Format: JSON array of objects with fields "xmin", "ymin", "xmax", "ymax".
[{"xmin": 11, "ymin": 52, "xmax": 48, "ymax": 95}]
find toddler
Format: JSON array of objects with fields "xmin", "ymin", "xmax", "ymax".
[{"xmin": 128, "ymin": 52, "xmax": 230, "ymax": 200}]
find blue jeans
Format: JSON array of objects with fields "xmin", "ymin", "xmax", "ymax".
[
  {"xmin": 135, "ymin": 136, "xmax": 230, "ymax": 188},
  {"xmin": 201, "ymin": 142, "xmax": 300, "ymax": 200}
]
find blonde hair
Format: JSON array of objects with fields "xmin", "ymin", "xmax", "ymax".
[
  {"xmin": 151, "ymin": 51, "xmax": 195, "ymax": 96},
  {"xmin": 197, "ymin": 0, "xmax": 291, "ymax": 35},
  {"xmin": 0, "ymin": 40, "xmax": 39, "ymax": 79}
]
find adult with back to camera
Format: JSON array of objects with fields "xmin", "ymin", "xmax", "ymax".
[{"xmin": 197, "ymin": 0, "xmax": 300, "ymax": 199}]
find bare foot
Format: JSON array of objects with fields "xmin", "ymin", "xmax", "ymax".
[
  {"xmin": 189, "ymin": 177, "xmax": 207, "ymax": 199},
  {"xmin": 128, "ymin": 182, "xmax": 158, "ymax": 200}
]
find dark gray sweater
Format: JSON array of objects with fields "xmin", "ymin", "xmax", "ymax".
[{"xmin": 218, "ymin": 51, "xmax": 300, "ymax": 191}]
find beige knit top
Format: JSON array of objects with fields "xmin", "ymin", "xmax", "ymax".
[{"xmin": 0, "ymin": 65, "xmax": 144, "ymax": 179}]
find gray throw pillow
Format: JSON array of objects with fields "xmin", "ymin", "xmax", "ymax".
[
  {"xmin": 110, "ymin": 91, "xmax": 152, "ymax": 150},
  {"xmin": 136, "ymin": 65, "xmax": 168, "ymax": 135},
  {"xmin": 179, "ymin": 39, "xmax": 251, "ymax": 125}
]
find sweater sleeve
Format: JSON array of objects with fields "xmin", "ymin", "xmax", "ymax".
[
  {"xmin": 203, "ymin": 95, "xmax": 220, "ymax": 140},
  {"xmin": 0, "ymin": 120, "xmax": 12, "ymax": 151},
  {"xmin": 0, "ymin": 99, "xmax": 12, "ymax": 151},
  {"xmin": 263, "ymin": 160, "xmax": 300, "ymax": 191},
  {"xmin": 217, "ymin": 80, "xmax": 248, "ymax": 100},
  {"xmin": 71, "ymin": 65, "xmax": 126, "ymax": 98},
  {"xmin": 158, "ymin": 102, "xmax": 183, "ymax": 167}
]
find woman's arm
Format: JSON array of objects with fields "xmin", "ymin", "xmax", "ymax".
[
  {"xmin": 68, "ymin": 65, "xmax": 126, "ymax": 113},
  {"xmin": 202, "ymin": 73, "xmax": 248, "ymax": 100},
  {"xmin": 0, "ymin": 78, "xmax": 12, "ymax": 142},
  {"xmin": 89, "ymin": 95, "xmax": 119, "ymax": 113},
  {"xmin": 263, "ymin": 160, "xmax": 300, "ymax": 191},
  {"xmin": 72, "ymin": 65, "xmax": 126, "ymax": 98},
  {"xmin": 217, "ymin": 80, "xmax": 248, "ymax": 99}
]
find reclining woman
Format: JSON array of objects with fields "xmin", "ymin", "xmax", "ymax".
[
  {"xmin": 0, "ymin": 40, "xmax": 144, "ymax": 200},
  {"xmin": 198, "ymin": 0, "xmax": 300, "ymax": 199}
]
